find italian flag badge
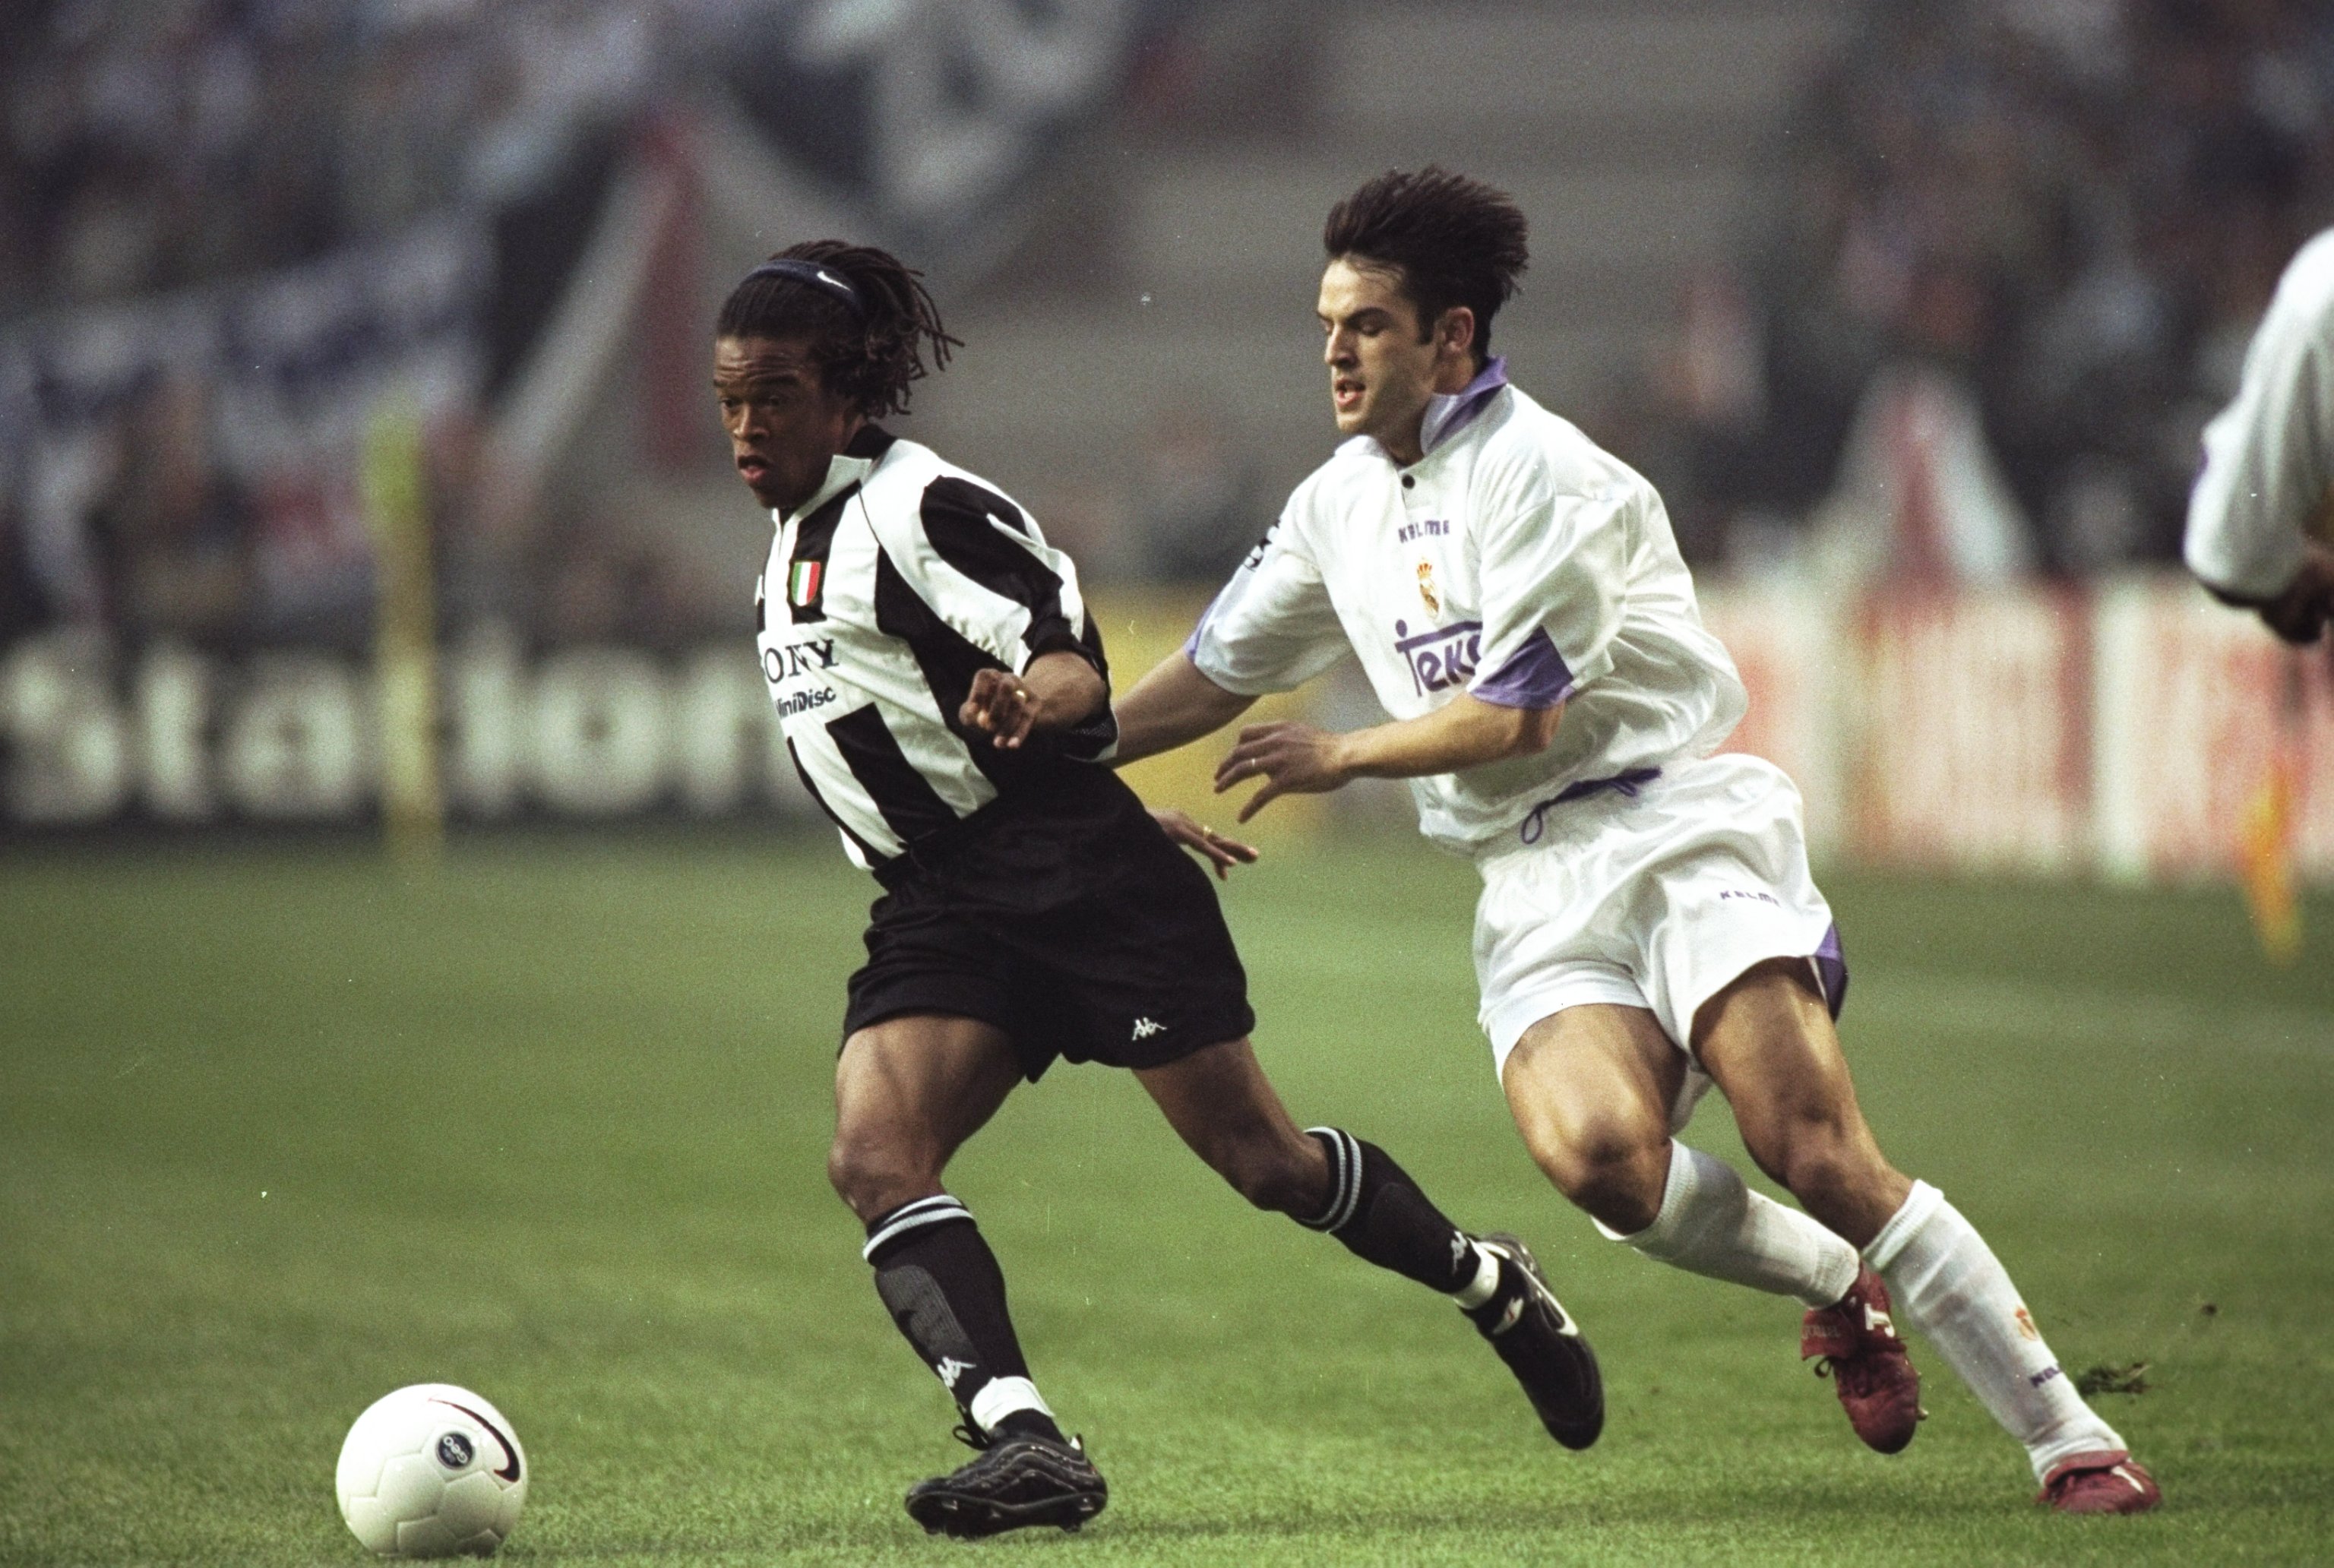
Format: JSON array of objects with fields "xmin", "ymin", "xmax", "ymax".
[{"xmin": 787, "ymin": 561, "xmax": 824, "ymax": 605}]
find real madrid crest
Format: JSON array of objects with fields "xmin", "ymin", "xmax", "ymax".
[{"xmin": 1416, "ymin": 560, "xmax": 1440, "ymax": 615}]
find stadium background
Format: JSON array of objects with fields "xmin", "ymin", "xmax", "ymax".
[
  {"xmin": 7, "ymin": 0, "xmax": 2332, "ymax": 883},
  {"xmin": 4, "ymin": 3, "xmax": 2332, "ymax": 1564}
]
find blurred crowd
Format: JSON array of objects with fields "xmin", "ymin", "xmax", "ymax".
[
  {"xmin": 1635, "ymin": 0, "xmax": 2334, "ymax": 577},
  {"xmin": 0, "ymin": 0, "xmax": 745, "ymax": 652},
  {"xmin": 10, "ymin": 0, "xmax": 2334, "ymax": 659},
  {"xmin": 0, "ymin": 0, "xmax": 1178, "ymax": 654},
  {"xmin": 0, "ymin": 0, "xmax": 669, "ymax": 317}
]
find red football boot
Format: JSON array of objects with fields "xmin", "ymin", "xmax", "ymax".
[
  {"xmin": 2038, "ymin": 1449, "xmax": 2161, "ymax": 1515},
  {"xmin": 1801, "ymin": 1266, "xmax": 1924, "ymax": 1453}
]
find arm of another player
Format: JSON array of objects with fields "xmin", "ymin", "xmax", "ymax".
[
  {"xmin": 1215, "ymin": 693, "xmax": 1562, "ymax": 824},
  {"xmin": 2246, "ymin": 536, "xmax": 2334, "ymax": 646},
  {"xmin": 1113, "ymin": 654, "xmax": 1266, "ymax": 876},
  {"xmin": 2187, "ymin": 236, "xmax": 2334, "ymax": 643},
  {"xmin": 1113, "ymin": 652, "xmax": 1257, "ymax": 764},
  {"xmin": 1128, "ymin": 507, "xmax": 1349, "ymax": 765}
]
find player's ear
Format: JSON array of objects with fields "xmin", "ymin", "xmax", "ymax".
[{"xmin": 1437, "ymin": 305, "xmax": 1476, "ymax": 361}]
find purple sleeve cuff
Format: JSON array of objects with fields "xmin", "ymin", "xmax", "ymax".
[
  {"xmin": 1468, "ymin": 628, "xmax": 1574, "ymax": 709},
  {"xmin": 1812, "ymin": 922, "xmax": 1848, "ymax": 1020},
  {"xmin": 1180, "ymin": 586, "xmax": 1225, "ymax": 662}
]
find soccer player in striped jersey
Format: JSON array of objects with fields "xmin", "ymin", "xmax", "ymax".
[
  {"xmin": 1112, "ymin": 169, "xmax": 2160, "ymax": 1515},
  {"xmin": 715, "ymin": 241, "xmax": 1601, "ymax": 1539}
]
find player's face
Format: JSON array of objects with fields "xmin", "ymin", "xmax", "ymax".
[
  {"xmin": 713, "ymin": 335, "xmax": 862, "ymax": 514},
  {"xmin": 1317, "ymin": 258, "xmax": 1442, "ymax": 457}
]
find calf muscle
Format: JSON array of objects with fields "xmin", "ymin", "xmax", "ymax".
[
  {"xmin": 1692, "ymin": 960, "xmax": 1910, "ymax": 1247},
  {"xmin": 1137, "ymin": 1038, "xmax": 1328, "ymax": 1216}
]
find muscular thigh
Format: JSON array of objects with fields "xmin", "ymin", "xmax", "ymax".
[
  {"xmin": 1501, "ymin": 1004, "xmax": 1684, "ymax": 1169},
  {"xmin": 834, "ymin": 1013, "xmax": 1024, "ymax": 1160},
  {"xmin": 1689, "ymin": 958, "xmax": 1859, "ymax": 1145}
]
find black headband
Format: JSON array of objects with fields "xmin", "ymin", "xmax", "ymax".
[{"xmin": 742, "ymin": 258, "xmax": 865, "ymax": 319}]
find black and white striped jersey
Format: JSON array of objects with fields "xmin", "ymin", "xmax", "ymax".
[{"xmin": 755, "ymin": 425, "xmax": 1115, "ymax": 872}]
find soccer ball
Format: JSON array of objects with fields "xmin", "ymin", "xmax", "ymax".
[{"xmin": 335, "ymin": 1383, "xmax": 529, "ymax": 1558}]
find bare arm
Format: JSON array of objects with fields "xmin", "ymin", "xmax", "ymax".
[
  {"xmin": 1112, "ymin": 653, "xmax": 1257, "ymax": 766},
  {"xmin": 1215, "ymin": 694, "xmax": 1561, "ymax": 823},
  {"xmin": 960, "ymin": 650, "xmax": 1108, "ymax": 749},
  {"xmin": 1331, "ymin": 693, "xmax": 1561, "ymax": 779}
]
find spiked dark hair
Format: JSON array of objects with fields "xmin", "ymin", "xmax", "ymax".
[
  {"xmin": 1323, "ymin": 167, "xmax": 1529, "ymax": 363},
  {"xmin": 715, "ymin": 240, "xmax": 961, "ymax": 419}
]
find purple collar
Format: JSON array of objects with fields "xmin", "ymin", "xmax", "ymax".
[{"xmin": 1417, "ymin": 356, "xmax": 1508, "ymax": 457}]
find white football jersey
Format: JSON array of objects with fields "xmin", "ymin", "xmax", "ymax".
[
  {"xmin": 2187, "ymin": 226, "xmax": 2334, "ymax": 600},
  {"xmin": 1186, "ymin": 360, "xmax": 1745, "ymax": 853}
]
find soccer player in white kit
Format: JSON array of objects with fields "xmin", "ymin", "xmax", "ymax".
[
  {"xmin": 2188, "ymin": 226, "xmax": 2334, "ymax": 645},
  {"xmin": 1115, "ymin": 168, "xmax": 2160, "ymax": 1514}
]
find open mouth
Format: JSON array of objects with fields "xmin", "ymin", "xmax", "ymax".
[
  {"xmin": 737, "ymin": 455, "xmax": 771, "ymax": 485},
  {"xmin": 1333, "ymin": 379, "xmax": 1364, "ymax": 413}
]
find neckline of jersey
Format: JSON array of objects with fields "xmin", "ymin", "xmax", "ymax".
[
  {"xmin": 1339, "ymin": 356, "xmax": 1510, "ymax": 472},
  {"xmin": 771, "ymin": 425, "xmax": 899, "ymax": 529}
]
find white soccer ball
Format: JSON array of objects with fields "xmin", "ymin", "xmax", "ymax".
[{"xmin": 335, "ymin": 1383, "xmax": 529, "ymax": 1558}]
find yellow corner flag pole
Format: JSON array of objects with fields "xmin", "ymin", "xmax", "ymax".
[
  {"xmin": 2238, "ymin": 650, "xmax": 2304, "ymax": 966},
  {"xmin": 362, "ymin": 401, "xmax": 444, "ymax": 871}
]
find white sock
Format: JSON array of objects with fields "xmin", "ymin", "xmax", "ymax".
[
  {"xmin": 1450, "ymin": 1243, "xmax": 1502, "ymax": 1310},
  {"xmin": 969, "ymin": 1376, "xmax": 1053, "ymax": 1437},
  {"xmin": 1866, "ymin": 1181, "xmax": 2123, "ymax": 1481},
  {"xmin": 1599, "ymin": 1142, "xmax": 1861, "ymax": 1309}
]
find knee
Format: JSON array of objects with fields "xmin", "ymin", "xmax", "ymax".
[
  {"xmin": 1523, "ymin": 1111, "xmax": 1669, "ymax": 1234},
  {"xmin": 826, "ymin": 1121, "xmax": 937, "ymax": 1224},
  {"xmin": 1208, "ymin": 1131, "xmax": 1323, "ymax": 1216},
  {"xmin": 1746, "ymin": 1111, "xmax": 1876, "ymax": 1209}
]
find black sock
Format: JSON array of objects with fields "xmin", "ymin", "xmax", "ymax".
[
  {"xmin": 1295, "ymin": 1127, "xmax": 1480, "ymax": 1294},
  {"xmin": 990, "ymin": 1409, "xmax": 1066, "ymax": 1443},
  {"xmin": 862, "ymin": 1195, "xmax": 1064, "ymax": 1444}
]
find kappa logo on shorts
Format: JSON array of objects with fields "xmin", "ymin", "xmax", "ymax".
[{"xmin": 1131, "ymin": 1017, "xmax": 1165, "ymax": 1041}]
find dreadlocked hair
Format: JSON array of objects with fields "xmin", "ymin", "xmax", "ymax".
[
  {"xmin": 1324, "ymin": 167, "xmax": 1528, "ymax": 362},
  {"xmin": 715, "ymin": 240, "xmax": 961, "ymax": 419}
]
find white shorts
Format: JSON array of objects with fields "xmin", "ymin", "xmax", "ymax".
[{"xmin": 1473, "ymin": 754, "xmax": 1843, "ymax": 1128}]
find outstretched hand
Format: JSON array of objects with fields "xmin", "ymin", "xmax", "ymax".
[
  {"xmin": 1213, "ymin": 720, "xmax": 1352, "ymax": 822},
  {"xmin": 1150, "ymin": 808, "xmax": 1259, "ymax": 880}
]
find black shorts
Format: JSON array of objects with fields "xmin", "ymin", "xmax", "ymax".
[{"xmin": 841, "ymin": 766, "xmax": 1255, "ymax": 1080}]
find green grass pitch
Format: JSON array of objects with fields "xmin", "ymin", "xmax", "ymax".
[{"xmin": 2, "ymin": 835, "xmax": 2329, "ymax": 1565}]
